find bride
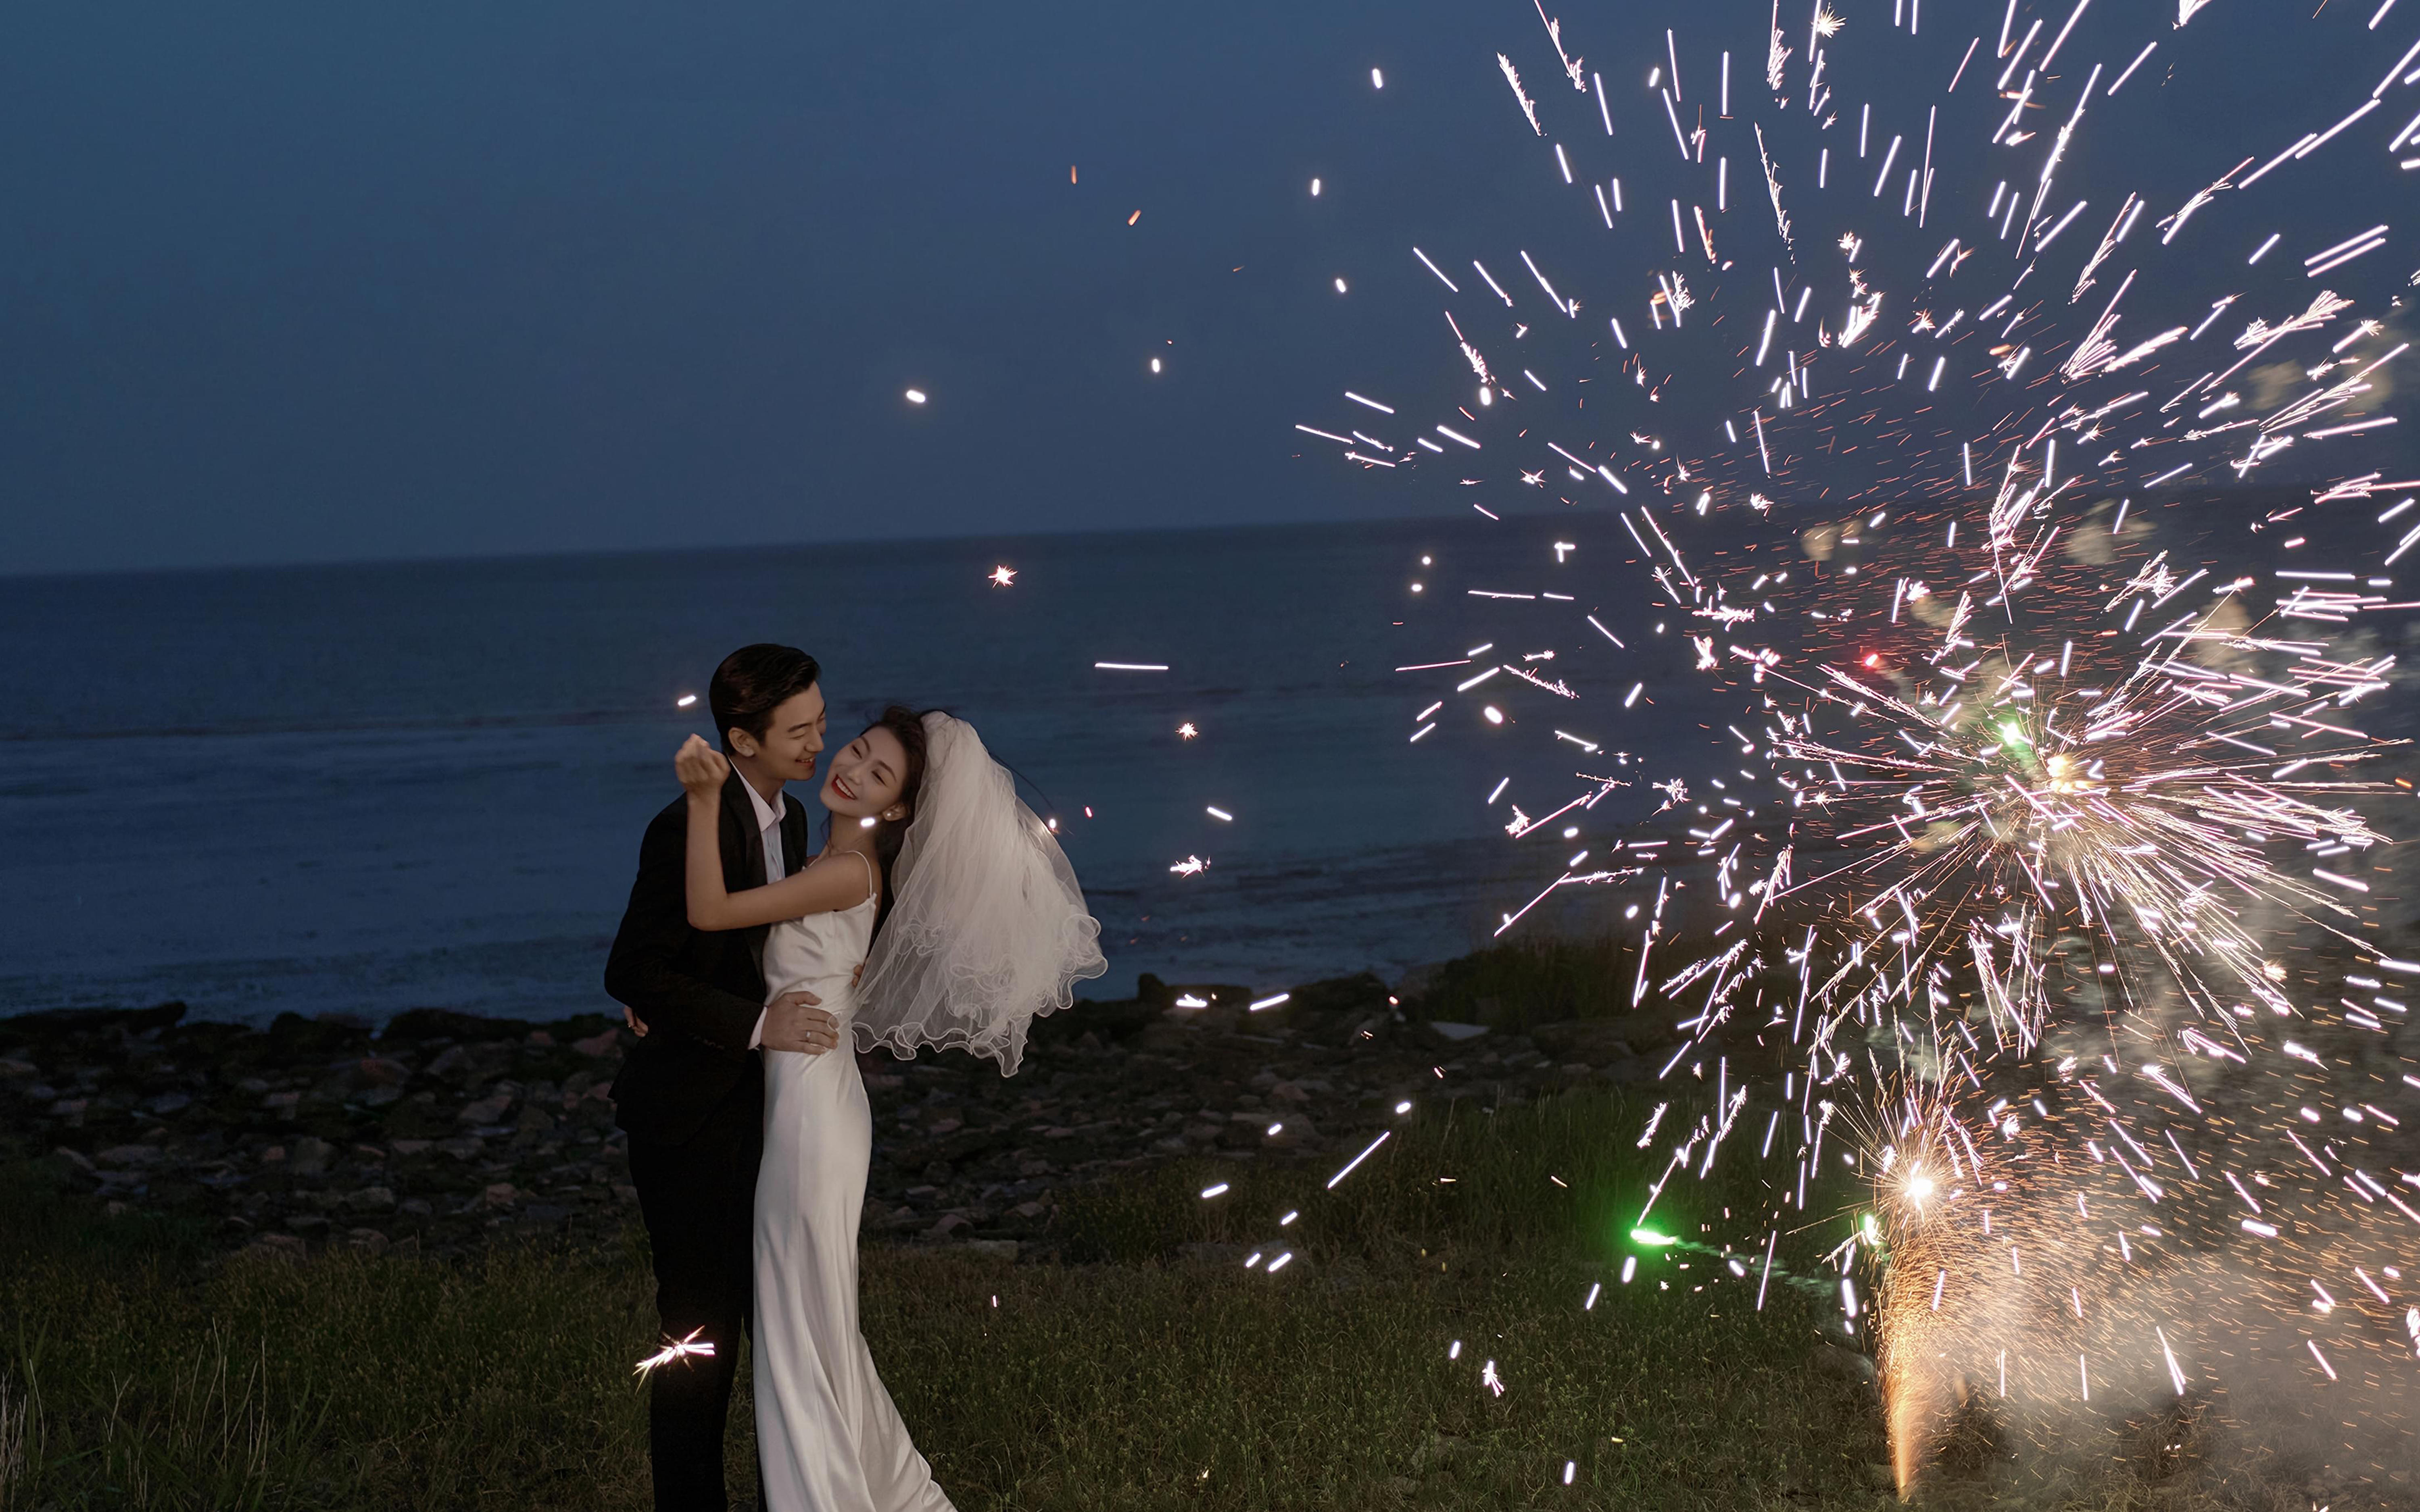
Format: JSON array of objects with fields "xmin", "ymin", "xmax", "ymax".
[{"xmin": 672, "ymin": 706, "xmax": 1105, "ymax": 1511}]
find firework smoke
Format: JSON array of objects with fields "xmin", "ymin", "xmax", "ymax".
[{"xmin": 1293, "ymin": 0, "xmax": 2420, "ymax": 1493}]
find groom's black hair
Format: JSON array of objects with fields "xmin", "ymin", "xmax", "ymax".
[{"xmin": 709, "ymin": 644, "xmax": 821, "ymax": 756}]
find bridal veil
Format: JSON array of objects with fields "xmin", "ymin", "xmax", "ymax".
[{"xmin": 851, "ymin": 712, "xmax": 1106, "ymax": 1073}]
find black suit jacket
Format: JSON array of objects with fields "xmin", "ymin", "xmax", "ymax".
[{"xmin": 606, "ymin": 771, "xmax": 810, "ymax": 1148}]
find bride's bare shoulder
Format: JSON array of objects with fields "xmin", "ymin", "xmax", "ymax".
[{"xmin": 800, "ymin": 849, "xmax": 878, "ymax": 905}]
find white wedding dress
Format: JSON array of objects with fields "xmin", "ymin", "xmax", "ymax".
[{"xmin": 755, "ymin": 868, "xmax": 955, "ymax": 1512}]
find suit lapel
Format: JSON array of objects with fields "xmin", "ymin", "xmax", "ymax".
[{"xmin": 779, "ymin": 793, "xmax": 810, "ymax": 878}]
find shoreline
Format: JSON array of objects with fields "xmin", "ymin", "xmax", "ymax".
[{"xmin": 0, "ymin": 949, "xmax": 1681, "ymax": 1264}]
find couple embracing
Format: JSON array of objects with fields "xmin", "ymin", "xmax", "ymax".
[{"xmin": 605, "ymin": 643, "xmax": 1105, "ymax": 1511}]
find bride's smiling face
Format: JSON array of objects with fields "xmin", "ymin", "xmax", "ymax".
[{"xmin": 821, "ymin": 725, "xmax": 912, "ymax": 824}]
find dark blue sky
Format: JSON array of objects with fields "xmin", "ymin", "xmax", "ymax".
[{"xmin": 0, "ymin": 2, "xmax": 2397, "ymax": 573}]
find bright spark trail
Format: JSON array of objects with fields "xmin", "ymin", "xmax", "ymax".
[{"xmin": 1277, "ymin": 0, "xmax": 2420, "ymax": 1494}]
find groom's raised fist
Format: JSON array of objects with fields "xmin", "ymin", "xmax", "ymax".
[{"xmin": 763, "ymin": 990, "xmax": 841, "ymax": 1056}]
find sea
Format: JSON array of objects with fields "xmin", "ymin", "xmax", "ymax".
[{"xmin": 2, "ymin": 514, "xmax": 1744, "ymax": 1027}]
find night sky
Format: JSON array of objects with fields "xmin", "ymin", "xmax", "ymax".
[{"xmin": 0, "ymin": 1, "xmax": 2399, "ymax": 574}]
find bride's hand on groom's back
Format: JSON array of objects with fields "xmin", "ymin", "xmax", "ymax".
[{"xmin": 674, "ymin": 735, "xmax": 731, "ymax": 798}]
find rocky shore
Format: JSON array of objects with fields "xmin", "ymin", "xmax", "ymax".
[{"xmin": 0, "ymin": 970, "xmax": 1667, "ymax": 1263}]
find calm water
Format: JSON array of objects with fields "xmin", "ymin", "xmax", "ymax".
[{"xmin": 1, "ymin": 516, "xmax": 1737, "ymax": 1025}]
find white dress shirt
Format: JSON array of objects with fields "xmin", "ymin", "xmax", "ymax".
[
  {"xmin": 740, "ymin": 775, "xmax": 787, "ymax": 1049},
  {"xmin": 741, "ymin": 773, "xmax": 788, "ymax": 886}
]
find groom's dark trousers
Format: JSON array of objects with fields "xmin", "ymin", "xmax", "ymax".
[{"xmin": 607, "ymin": 771, "xmax": 807, "ymax": 1512}]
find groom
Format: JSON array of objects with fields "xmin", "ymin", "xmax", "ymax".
[{"xmin": 607, "ymin": 642, "xmax": 843, "ymax": 1512}]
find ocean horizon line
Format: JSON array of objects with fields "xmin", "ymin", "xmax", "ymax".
[
  {"xmin": 0, "ymin": 506, "xmax": 1597, "ymax": 586},
  {"xmin": 1, "ymin": 479, "xmax": 2330, "ymax": 584}
]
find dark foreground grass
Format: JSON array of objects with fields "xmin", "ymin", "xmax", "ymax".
[
  {"xmin": 4, "ymin": 1081, "xmax": 2326, "ymax": 1511},
  {"xmin": 0, "ymin": 1084, "xmax": 1902, "ymax": 1512}
]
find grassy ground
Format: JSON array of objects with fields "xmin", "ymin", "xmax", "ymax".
[
  {"xmin": 2, "ymin": 1050, "xmax": 2351, "ymax": 1509},
  {"xmin": 0, "ymin": 1082, "xmax": 1907, "ymax": 1512}
]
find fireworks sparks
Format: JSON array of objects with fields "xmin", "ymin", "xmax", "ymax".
[
  {"xmin": 1273, "ymin": 0, "xmax": 2420, "ymax": 1491},
  {"xmin": 634, "ymin": 1328, "xmax": 716, "ymax": 1376},
  {"xmin": 987, "ymin": 565, "xmax": 1017, "ymax": 587}
]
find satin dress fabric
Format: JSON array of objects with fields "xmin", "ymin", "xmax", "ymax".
[{"xmin": 755, "ymin": 878, "xmax": 955, "ymax": 1512}]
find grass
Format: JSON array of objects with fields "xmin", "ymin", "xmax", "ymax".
[
  {"xmin": 0, "ymin": 1082, "xmax": 1907, "ymax": 1512},
  {"xmin": 1410, "ymin": 938, "xmax": 1642, "ymax": 1032},
  {"xmin": 2, "ymin": 980, "xmax": 2355, "ymax": 1510}
]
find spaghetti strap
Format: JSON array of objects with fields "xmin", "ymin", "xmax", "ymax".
[{"xmin": 852, "ymin": 849, "xmax": 878, "ymax": 905}]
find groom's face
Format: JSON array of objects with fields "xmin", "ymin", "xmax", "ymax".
[{"xmin": 736, "ymin": 683, "xmax": 828, "ymax": 789}]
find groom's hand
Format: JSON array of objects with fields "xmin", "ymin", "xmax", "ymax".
[{"xmin": 763, "ymin": 990, "xmax": 841, "ymax": 1056}]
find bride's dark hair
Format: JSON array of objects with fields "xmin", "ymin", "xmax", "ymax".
[{"xmin": 855, "ymin": 705, "xmax": 936, "ymax": 930}]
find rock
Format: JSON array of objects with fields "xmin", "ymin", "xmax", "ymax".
[
  {"xmin": 342, "ymin": 1228, "xmax": 391, "ymax": 1256},
  {"xmin": 244, "ymin": 1233, "xmax": 309, "ymax": 1262},
  {"xmin": 0, "ymin": 1059, "xmax": 38, "ymax": 1080},
  {"xmin": 143, "ymin": 1092, "xmax": 192, "ymax": 1116},
  {"xmin": 290, "ymin": 1137, "xmax": 334, "ymax": 1177},
  {"xmin": 458, "ymin": 1093, "xmax": 513, "ymax": 1126},
  {"xmin": 436, "ymin": 1136, "xmax": 484, "ymax": 1160},
  {"xmin": 1266, "ymin": 1081, "xmax": 1313, "ymax": 1104},
  {"xmin": 390, "ymin": 1139, "xmax": 433, "ymax": 1156},
  {"xmin": 261, "ymin": 1090, "xmax": 302, "ymax": 1116},
  {"xmin": 524, "ymin": 1030, "xmax": 555, "ymax": 1048},
  {"xmin": 1033, "ymin": 997, "xmax": 1164, "ymax": 1044},
  {"xmin": 52, "ymin": 1146, "xmax": 95, "ymax": 1173},
  {"xmin": 964, "ymin": 1239, "xmax": 1018, "ymax": 1261},
  {"xmin": 1424, "ymin": 1021, "xmax": 1491, "ymax": 1044},
  {"xmin": 481, "ymin": 1183, "xmax": 519, "ymax": 1210},
  {"xmin": 354, "ymin": 1057, "xmax": 412, "ymax": 1088},
  {"xmin": 1262, "ymin": 1115, "xmax": 1319, "ymax": 1149},
  {"xmin": 380, "ymin": 1008, "xmax": 523, "ymax": 1043},
  {"xmin": 572, "ymin": 1028, "xmax": 622, "ymax": 1058},
  {"xmin": 1286, "ymin": 971, "xmax": 1392, "ymax": 1016},
  {"xmin": 285, "ymin": 1213, "xmax": 329, "ymax": 1234},
  {"xmin": 97, "ymin": 1144, "xmax": 163, "ymax": 1166},
  {"xmin": 927, "ymin": 1213, "xmax": 970, "ymax": 1239},
  {"xmin": 514, "ymin": 1106, "xmax": 555, "ymax": 1136},
  {"xmin": 345, "ymin": 1186, "xmax": 397, "ymax": 1213},
  {"xmin": 1813, "ymin": 1342, "xmax": 1878, "ymax": 1385},
  {"xmin": 267, "ymin": 1012, "xmax": 369, "ymax": 1057},
  {"xmin": 1528, "ymin": 1020, "xmax": 1639, "ymax": 1064}
]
